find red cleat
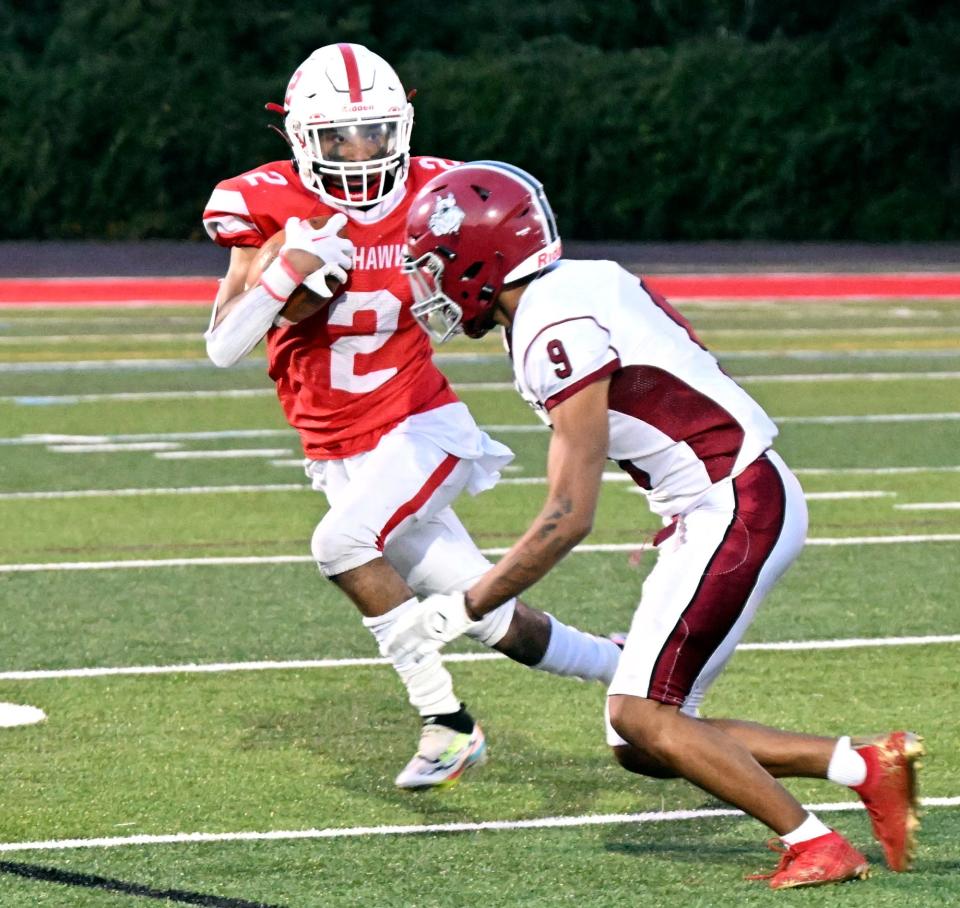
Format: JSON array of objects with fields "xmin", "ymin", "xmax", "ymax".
[
  {"xmin": 745, "ymin": 830, "xmax": 869, "ymax": 890},
  {"xmin": 852, "ymin": 730, "xmax": 924, "ymax": 871}
]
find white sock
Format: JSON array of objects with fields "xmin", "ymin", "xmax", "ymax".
[
  {"xmin": 826, "ymin": 735, "xmax": 868, "ymax": 787},
  {"xmin": 362, "ymin": 599, "xmax": 461, "ymax": 716},
  {"xmin": 534, "ymin": 614, "xmax": 621, "ymax": 685},
  {"xmin": 781, "ymin": 812, "xmax": 832, "ymax": 846}
]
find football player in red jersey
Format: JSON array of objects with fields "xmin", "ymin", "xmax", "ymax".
[
  {"xmin": 388, "ymin": 161, "xmax": 924, "ymax": 883},
  {"xmin": 202, "ymin": 46, "xmax": 621, "ymax": 789}
]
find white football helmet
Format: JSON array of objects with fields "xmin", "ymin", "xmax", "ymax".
[{"xmin": 281, "ymin": 43, "xmax": 414, "ymax": 207}]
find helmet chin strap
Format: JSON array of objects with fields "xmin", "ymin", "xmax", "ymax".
[
  {"xmin": 264, "ymin": 103, "xmax": 292, "ymax": 149},
  {"xmin": 268, "ymin": 124, "xmax": 292, "ymax": 147}
]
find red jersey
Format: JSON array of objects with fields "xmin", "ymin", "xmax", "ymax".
[{"xmin": 202, "ymin": 157, "xmax": 462, "ymax": 459}]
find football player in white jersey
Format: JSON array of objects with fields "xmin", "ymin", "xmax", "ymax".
[
  {"xmin": 201, "ymin": 49, "xmax": 621, "ymax": 789},
  {"xmin": 390, "ymin": 161, "xmax": 924, "ymax": 885}
]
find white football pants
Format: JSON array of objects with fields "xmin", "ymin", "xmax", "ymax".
[{"xmin": 306, "ymin": 402, "xmax": 517, "ymax": 645}]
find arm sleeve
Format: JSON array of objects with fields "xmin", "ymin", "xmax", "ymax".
[
  {"xmin": 204, "ymin": 284, "xmax": 284, "ymax": 367},
  {"xmin": 521, "ymin": 317, "xmax": 620, "ymax": 411}
]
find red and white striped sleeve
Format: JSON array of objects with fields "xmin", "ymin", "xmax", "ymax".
[{"xmin": 202, "ymin": 183, "xmax": 264, "ymax": 248}]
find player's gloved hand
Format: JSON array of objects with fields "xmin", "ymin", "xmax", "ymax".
[
  {"xmin": 281, "ymin": 214, "xmax": 354, "ymax": 297},
  {"xmin": 381, "ymin": 592, "xmax": 477, "ymax": 663}
]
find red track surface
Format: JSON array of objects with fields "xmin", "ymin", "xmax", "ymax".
[{"xmin": 1, "ymin": 273, "xmax": 960, "ymax": 306}]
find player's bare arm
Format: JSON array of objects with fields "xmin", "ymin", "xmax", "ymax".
[{"xmin": 465, "ymin": 377, "xmax": 611, "ymax": 616}]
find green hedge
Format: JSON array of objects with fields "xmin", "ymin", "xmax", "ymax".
[{"xmin": 2, "ymin": 1, "xmax": 958, "ymax": 240}]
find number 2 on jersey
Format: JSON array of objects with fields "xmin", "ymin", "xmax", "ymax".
[{"xmin": 328, "ymin": 291, "xmax": 401, "ymax": 393}]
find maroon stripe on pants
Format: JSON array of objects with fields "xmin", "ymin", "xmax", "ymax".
[{"xmin": 647, "ymin": 454, "xmax": 786, "ymax": 706}]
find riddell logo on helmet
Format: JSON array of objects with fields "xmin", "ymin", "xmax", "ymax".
[
  {"xmin": 344, "ymin": 103, "xmax": 375, "ymax": 112},
  {"xmin": 538, "ymin": 246, "xmax": 561, "ymax": 268}
]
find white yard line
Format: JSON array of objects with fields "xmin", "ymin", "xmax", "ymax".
[
  {"xmin": 47, "ymin": 442, "xmax": 181, "ymax": 454},
  {"xmin": 0, "ymin": 484, "xmax": 307, "ymax": 501},
  {"xmin": 1, "ymin": 634, "xmax": 958, "ymax": 682},
  {"xmin": 0, "ymin": 429, "xmax": 290, "ymax": 447},
  {"xmin": 794, "ymin": 465, "xmax": 960, "ymax": 475},
  {"xmin": 895, "ymin": 501, "xmax": 960, "ymax": 510},
  {"xmin": 425, "ymin": 411, "xmax": 958, "ymax": 429},
  {"xmin": 0, "ymin": 358, "xmax": 226, "ymax": 373},
  {"xmin": 482, "ymin": 536, "xmax": 960, "ymax": 553},
  {"xmin": 504, "ymin": 471, "xmax": 902, "ymax": 490},
  {"xmin": 0, "ymin": 653, "xmax": 500, "ymax": 680},
  {"xmin": 705, "ymin": 326, "xmax": 960, "ymax": 337},
  {"xmin": 0, "ymin": 797, "xmax": 956, "ymax": 854},
  {"xmin": 0, "ymin": 361, "xmax": 953, "ymax": 404},
  {"xmin": 153, "ymin": 449, "xmax": 293, "ymax": 460},
  {"xmin": 0, "ymin": 355, "xmax": 500, "ymax": 372},
  {"xmin": 456, "ymin": 375, "xmax": 960, "ymax": 390},
  {"xmin": 2, "ymin": 360, "xmax": 960, "ymax": 382},
  {"xmin": 2, "ymin": 534, "xmax": 958, "ymax": 574},
  {"xmin": 6, "ymin": 389, "xmax": 273, "ymax": 404},
  {"xmin": 718, "ymin": 348, "xmax": 960, "ymax": 359},
  {"xmin": 0, "ymin": 315, "xmax": 204, "ymax": 326},
  {"xmin": 803, "ymin": 491, "xmax": 894, "ymax": 500},
  {"xmin": 775, "ymin": 412, "xmax": 960, "ymax": 424},
  {"xmin": 0, "ymin": 332, "xmax": 200, "ymax": 343},
  {"xmin": 737, "ymin": 371, "xmax": 960, "ymax": 383},
  {"xmin": 0, "ymin": 484, "xmax": 896, "ymax": 502},
  {"xmin": 0, "ymin": 555, "xmax": 314, "ymax": 572},
  {"xmin": 3, "ymin": 326, "xmax": 958, "ymax": 343},
  {"xmin": 0, "ymin": 412, "xmax": 955, "ymax": 449}
]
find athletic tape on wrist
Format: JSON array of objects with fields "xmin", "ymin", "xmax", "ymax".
[{"xmin": 260, "ymin": 252, "xmax": 305, "ymax": 302}]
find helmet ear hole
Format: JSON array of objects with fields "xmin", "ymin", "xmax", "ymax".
[
  {"xmin": 460, "ymin": 261, "xmax": 484, "ymax": 281},
  {"xmin": 471, "ymin": 185, "xmax": 491, "ymax": 201}
]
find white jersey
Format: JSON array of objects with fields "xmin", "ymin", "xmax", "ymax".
[{"xmin": 509, "ymin": 260, "xmax": 778, "ymax": 517}]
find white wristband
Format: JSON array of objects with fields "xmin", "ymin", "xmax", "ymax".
[{"xmin": 259, "ymin": 252, "xmax": 305, "ymax": 302}]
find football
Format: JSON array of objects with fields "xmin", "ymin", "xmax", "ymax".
[{"xmin": 245, "ymin": 216, "xmax": 347, "ymax": 323}]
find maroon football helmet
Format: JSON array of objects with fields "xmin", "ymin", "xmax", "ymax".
[{"xmin": 403, "ymin": 161, "xmax": 562, "ymax": 340}]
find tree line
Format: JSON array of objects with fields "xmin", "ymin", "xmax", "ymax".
[{"xmin": 2, "ymin": 0, "xmax": 957, "ymax": 240}]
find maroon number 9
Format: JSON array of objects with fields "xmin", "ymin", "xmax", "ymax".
[{"xmin": 546, "ymin": 339, "xmax": 572, "ymax": 378}]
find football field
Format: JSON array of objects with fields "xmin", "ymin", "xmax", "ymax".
[{"xmin": 1, "ymin": 288, "xmax": 959, "ymax": 906}]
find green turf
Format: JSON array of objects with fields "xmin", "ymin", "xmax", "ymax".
[{"xmin": 0, "ymin": 297, "xmax": 957, "ymax": 906}]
